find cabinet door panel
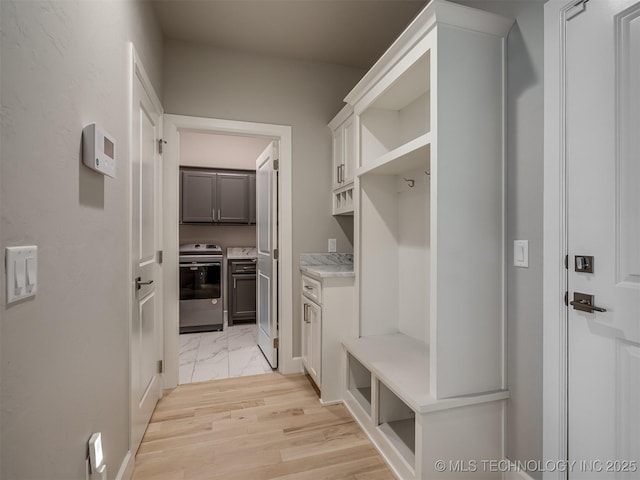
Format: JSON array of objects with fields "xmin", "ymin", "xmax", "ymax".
[
  {"xmin": 301, "ymin": 297, "xmax": 310, "ymax": 371},
  {"xmin": 308, "ymin": 301, "xmax": 322, "ymax": 385},
  {"xmin": 231, "ymin": 274, "xmax": 256, "ymax": 319},
  {"xmin": 343, "ymin": 115, "xmax": 356, "ymax": 183},
  {"xmin": 249, "ymin": 173, "xmax": 256, "ymax": 225},
  {"xmin": 217, "ymin": 173, "xmax": 250, "ymax": 223},
  {"xmin": 332, "ymin": 128, "xmax": 344, "ymax": 188},
  {"xmin": 181, "ymin": 171, "xmax": 215, "ymax": 223}
]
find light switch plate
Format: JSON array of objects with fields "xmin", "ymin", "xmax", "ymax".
[
  {"xmin": 514, "ymin": 240, "xmax": 529, "ymax": 268},
  {"xmin": 6, "ymin": 245, "xmax": 38, "ymax": 304},
  {"xmin": 328, "ymin": 238, "xmax": 337, "ymax": 253}
]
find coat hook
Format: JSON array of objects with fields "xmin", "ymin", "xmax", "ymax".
[
  {"xmin": 403, "ymin": 178, "xmax": 415, "ymax": 187},
  {"xmin": 425, "ymin": 170, "xmax": 430, "ymax": 176}
]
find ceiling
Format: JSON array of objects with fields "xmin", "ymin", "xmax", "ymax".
[{"xmin": 151, "ymin": 0, "xmax": 430, "ymax": 69}]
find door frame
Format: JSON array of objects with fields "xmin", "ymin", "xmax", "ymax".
[
  {"xmin": 162, "ymin": 114, "xmax": 296, "ymax": 388},
  {"xmin": 126, "ymin": 45, "xmax": 165, "ymax": 477},
  {"xmin": 543, "ymin": 1, "xmax": 584, "ymax": 478}
]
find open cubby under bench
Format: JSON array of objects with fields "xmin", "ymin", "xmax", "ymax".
[{"xmin": 342, "ymin": 334, "xmax": 509, "ymax": 480}]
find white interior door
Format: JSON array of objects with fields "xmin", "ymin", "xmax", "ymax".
[
  {"xmin": 256, "ymin": 142, "xmax": 278, "ymax": 369},
  {"xmin": 131, "ymin": 57, "xmax": 163, "ymax": 453},
  {"xmin": 566, "ymin": 1, "xmax": 640, "ymax": 477}
]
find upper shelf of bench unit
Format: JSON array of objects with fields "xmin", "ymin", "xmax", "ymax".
[{"xmin": 357, "ymin": 132, "xmax": 431, "ymax": 177}]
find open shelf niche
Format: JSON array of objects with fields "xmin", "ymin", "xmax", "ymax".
[
  {"xmin": 359, "ymin": 158, "xmax": 430, "ymax": 347},
  {"xmin": 347, "ymin": 353, "xmax": 372, "ymax": 415},
  {"xmin": 359, "ymin": 52, "xmax": 431, "ymax": 169},
  {"xmin": 378, "ymin": 382, "xmax": 416, "ymax": 470}
]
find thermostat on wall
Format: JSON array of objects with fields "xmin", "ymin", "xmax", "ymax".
[{"xmin": 82, "ymin": 123, "xmax": 116, "ymax": 178}]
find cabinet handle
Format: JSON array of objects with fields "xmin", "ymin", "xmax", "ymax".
[
  {"xmin": 212, "ymin": 208, "xmax": 216, "ymax": 221},
  {"xmin": 218, "ymin": 209, "xmax": 221, "ymax": 222},
  {"xmin": 233, "ymin": 277, "xmax": 237, "ymax": 289},
  {"xmin": 304, "ymin": 303, "xmax": 310, "ymax": 323}
]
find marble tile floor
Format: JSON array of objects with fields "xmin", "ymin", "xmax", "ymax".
[{"xmin": 179, "ymin": 323, "xmax": 274, "ymax": 384}]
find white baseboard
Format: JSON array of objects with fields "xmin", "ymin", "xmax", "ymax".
[
  {"xmin": 502, "ymin": 460, "xmax": 536, "ymax": 480},
  {"xmin": 115, "ymin": 450, "xmax": 134, "ymax": 480}
]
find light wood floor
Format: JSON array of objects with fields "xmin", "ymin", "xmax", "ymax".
[{"xmin": 132, "ymin": 373, "xmax": 396, "ymax": 480}]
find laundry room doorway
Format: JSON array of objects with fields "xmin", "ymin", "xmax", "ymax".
[{"xmin": 161, "ymin": 115, "xmax": 294, "ymax": 389}]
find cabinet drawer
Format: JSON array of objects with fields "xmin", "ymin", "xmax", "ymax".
[
  {"xmin": 230, "ymin": 260, "xmax": 256, "ymax": 274},
  {"xmin": 301, "ymin": 275, "xmax": 322, "ymax": 304}
]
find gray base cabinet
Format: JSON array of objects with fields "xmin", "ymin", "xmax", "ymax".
[{"xmin": 228, "ymin": 259, "xmax": 256, "ymax": 325}]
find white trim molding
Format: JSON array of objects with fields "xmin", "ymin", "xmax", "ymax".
[
  {"xmin": 162, "ymin": 114, "xmax": 298, "ymax": 389},
  {"xmin": 543, "ymin": 1, "xmax": 576, "ymax": 479},
  {"xmin": 115, "ymin": 450, "xmax": 134, "ymax": 480}
]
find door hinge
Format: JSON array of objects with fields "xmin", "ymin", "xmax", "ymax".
[
  {"xmin": 273, "ymin": 338, "xmax": 279, "ymax": 349},
  {"xmin": 566, "ymin": 0, "xmax": 589, "ymax": 20},
  {"xmin": 564, "ymin": 291, "xmax": 568, "ymax": 307},
  {"xmin": 158, "ymin": 138, "xmax": 166, "ymax": 154},
  {"xmin": 157, "ymin": 250, "xmax": 163, "ymax": 264},
  {"xmin": 157, "ymin": 360, "xmax": 164, "ymax": 374},
  {"xmin": 273, "ymin": 159, "xmax": 279, "ymax": 171},
  {"xmin": 273, "ymin": 248, "xmax": 279, "ymax": 260},
  {"xmin": 564, "ymin": 255, "xmax": 568, "ymax": 269}
]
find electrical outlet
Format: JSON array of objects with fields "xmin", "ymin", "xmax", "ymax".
[{"xmin": 328, "ymin": 239, "xmax": 337, "ymax": 253}]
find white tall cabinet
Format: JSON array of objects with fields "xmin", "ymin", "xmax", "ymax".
[{"xmin": 339, "ymin": 1, "xmax": 514, "ymax": 478}]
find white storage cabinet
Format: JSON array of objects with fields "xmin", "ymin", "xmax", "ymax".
[
  {"xmin": 340, "ymin": 1, "xmax": 514, "ymax": 478},
  {"xmin": 301, "ymin": 272, "xmax": 355, "ymax": 404},
  {"xmin": 329, "ymin": 105, "xmax": 356, "ymax": 215}
]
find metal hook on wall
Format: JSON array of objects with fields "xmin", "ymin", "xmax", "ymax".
[
  {"xmin": 424, "ymin": 170, "xmax": 430, "ymax": 176},
  {"xmin": 403, "ymin": 178, "xmax": 415, "ymax": 188}
]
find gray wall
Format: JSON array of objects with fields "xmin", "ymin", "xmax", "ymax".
[
  {"xmin": 163, "ymin": 40, "xmax": 362, "ymax": 355},
  {"xmin": 0, "ymin": 1, "xmax": 163, "ymax": 478},
  {"xmin": 454, "ymin": 1, "xmax": 545, "ymax": 474}
]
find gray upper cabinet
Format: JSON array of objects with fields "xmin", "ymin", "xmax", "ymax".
[
  {"xmin": 217, "ymin": 173, "xmax": 249, "ymax": 223},
  {"xmin": 180, "ymin": 168, "xmax": 256, "ymax": 225},
  {"xmin": 181, "ymin": 170, "xmax": 217, "ymax": 223}
]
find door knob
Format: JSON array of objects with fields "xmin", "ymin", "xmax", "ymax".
[
  {"xmin": 135, "ymin": 277, "xmax": 154, "ymax": 290},
  {"xmin": 570, "ymin": 292, "xmax": 606, "ymax": 313}
]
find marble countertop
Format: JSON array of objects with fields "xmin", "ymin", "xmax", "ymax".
[
  {"xmin": 300, "ymin": 264, "xmax": 355, "ymax": 279},
  {"xmin": 299, "ymin": 253, "xmax": 354, "ymax": 279},
  {"xmin": 227, "ymin": 247, "xmax": 257, "ymax": 259}
]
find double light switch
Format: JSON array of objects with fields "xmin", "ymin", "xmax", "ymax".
[{"xmin": 6, "ymin": 246, "xmax": 37, "ymax": 304}]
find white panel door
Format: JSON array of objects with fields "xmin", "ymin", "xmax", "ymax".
[
  {"xmin": 566, "ymin": 1, "xmax": 640, "ymax": 477},
  {"xmin": 256, "ymin": 142, "xmax": 278, "ymax": 368},
  {"xmin": 131, "ymin": 59, "xmax": 163, "ymax": 454}
]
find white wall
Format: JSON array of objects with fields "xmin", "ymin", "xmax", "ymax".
[
  {"xmin": 163, "ymin": 41, "xmax": 363, "ymax": 355},
  {"xmin": 1, "ymin": 1, "xmax": 163, "ymax": 477},
  {"xmin": 453, "ymin": 1, "xmax": 545, "ymax": 476},
  {"xmin": 179, "ymin": 131, "xmax": 271, "ymax": 170}
]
